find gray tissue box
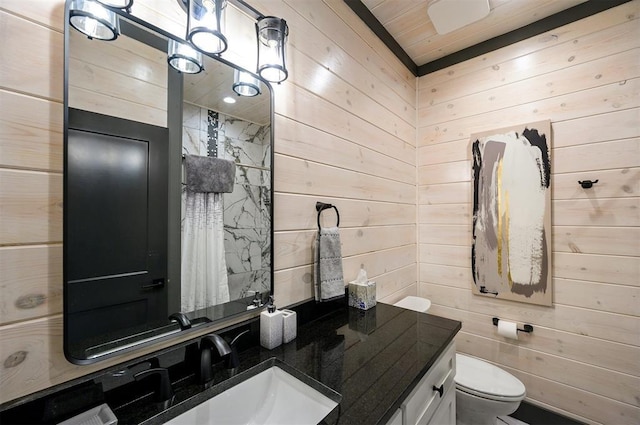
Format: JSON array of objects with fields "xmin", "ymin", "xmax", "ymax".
[{"xmin": 348, "ymin": 281, "xmax": 376, "ymax": 310}]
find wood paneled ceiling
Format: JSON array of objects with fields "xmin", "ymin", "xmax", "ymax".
[{"xmin": 350, "ymin": 0, "xmax": 629, "ymax": 75}]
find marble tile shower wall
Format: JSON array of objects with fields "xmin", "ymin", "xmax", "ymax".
[{"xmin": 182, "ymin": 103, "xmax": 272, "ymax": 300}]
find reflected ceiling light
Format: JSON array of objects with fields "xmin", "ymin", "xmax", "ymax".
[
  {"xmin": 69, "ymin": 0, "xmax": 120, "ymax": 41},
  {"xmin": 232, "ymin": 69, "xmax": 261, "ymax": 97},
  {"xmin": 256, "ymin": 16, "xmax": 288, "ymax": 83},
  {"xmin": 167, "ymin": 39, "xmax": 204, "ymax": 74},
  {"xmin": 95, "ymin": 0, "xmax": 133, "ymax": 10},
  {"xmin": 186, "ymin": 0, "xmax": 228, "ymax": 54}
]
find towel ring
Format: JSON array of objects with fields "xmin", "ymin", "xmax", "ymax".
[{"xmin": 316, "ymin": 202, "xmax": 340, "ymax": 230}]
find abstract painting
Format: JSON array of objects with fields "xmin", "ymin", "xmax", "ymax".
[{"xmin": 471, "ymin": 120, "xmax": 552, "ymax": 306}]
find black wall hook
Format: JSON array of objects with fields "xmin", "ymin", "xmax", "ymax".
[
  {"xmin": 492, "ymin": 317, "xmax": 533, "ymax": 333},
  {"xmin": 316, "ymin": 202, "xmax": 340, "ymax": 230},
  {"xmin": 578, "ymin": 179, "xmax": 598, "ymax": 189}
]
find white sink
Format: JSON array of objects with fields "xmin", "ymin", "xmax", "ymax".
[{"xmin": 164, "ymin": 364, "xmax": 339, "ymax": 425}]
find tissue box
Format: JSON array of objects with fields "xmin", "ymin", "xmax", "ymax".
[{"xmin": 348, "ymin": 281, "xmax": 376, "ymax": 310}]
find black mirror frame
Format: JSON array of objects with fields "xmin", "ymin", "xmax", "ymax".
[{"xmin": 63, "ymin": 0, "xmax": 274, "ymax": 365}]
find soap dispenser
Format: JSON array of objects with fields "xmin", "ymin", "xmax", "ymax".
[{"xmin": 260, "ymin": 296, "xmax": 283, "ymax": 350}]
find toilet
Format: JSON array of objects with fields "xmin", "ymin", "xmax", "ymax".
[
  {"xmin": 455, "ymin": 353, "xmax": 526, "ymax": 425},
  {"xmin": 392, "ymin": 297, "xmax": 526, "ymax": 425},
  {"xmin": 393, "ymin": 296, "xmax": 431, "ymax": 313}
]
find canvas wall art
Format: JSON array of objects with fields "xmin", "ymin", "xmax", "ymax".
[{"xmin": 471, "ymin": 120, "xmax": 552, "ymax": 306}]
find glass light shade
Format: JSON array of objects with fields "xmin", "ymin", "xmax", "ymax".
[
  {"xmin": 168, "ymin": 39, "xmax": 204, "ymax": 74},
  {"xmin": 95, "ymin": 0, "xmax": 133, "ymax": 9},
  {"xmin": 256, "ymin": 16, "xmax": 288, "ymax": 83},
  {"xmin": 187, "ymin": 0, "xmax": 228, "ymax": 54},
  {"xmin": 232, "ymin": 69, "xmax": 261, "ymax": 97},
  {"xmin": 69, "ymin": 0, "xmax": 119, "ymax": 41}
]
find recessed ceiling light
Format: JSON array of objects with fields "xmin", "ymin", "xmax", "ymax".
[{"xmin": 223, "ymin": 96, "xmax": 236, "ymax": 104}]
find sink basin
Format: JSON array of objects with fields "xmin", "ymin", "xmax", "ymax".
[{"xmin": 165, "ymin": 361, "xmax": 340, "ymax": 425}]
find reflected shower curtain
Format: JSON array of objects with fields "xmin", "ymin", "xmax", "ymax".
[{"xmin": 181, "ymin": 192, "xmax": 230, "ymax": 312}]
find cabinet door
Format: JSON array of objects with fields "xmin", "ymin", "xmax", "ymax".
[
  {"xmin": 402, "ymin": 341, "xmax": 456, "ymax": 425},
  {"xmin": 425, "ymin": 387, "xmax": 455, "ymax": 425}
]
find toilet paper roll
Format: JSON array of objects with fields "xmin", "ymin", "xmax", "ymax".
[{"xmin": 497, "ymin": 319, "xmax": 519, "ymax": 340}]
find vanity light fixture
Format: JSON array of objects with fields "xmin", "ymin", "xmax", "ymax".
[
  {"xmin": 69, "ymin": 0, "xmax": 120, "ymax": 41},
  {"xmin": 186, "ymin": 0, "xmax": 228, "ymax": 54},
  {"xmin": 168, "ymin": 39, "xmax": 204, "ymax": 74},
  {"xmin": 256, "ymin": 16, "xmax": 288, "ymax": 83},
  {"xmin": 232, "ymin": 69, "xmax": 261, "ymax": 97}
]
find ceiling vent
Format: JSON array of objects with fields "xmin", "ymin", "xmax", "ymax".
[{"xmin": 427, "ymin": 0, "xmax": 491, "ymax": 35}]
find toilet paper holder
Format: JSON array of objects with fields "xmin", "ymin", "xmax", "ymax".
[{"xmin": 492, "ymin": 317, "xmax": 533, "ymax": 333}]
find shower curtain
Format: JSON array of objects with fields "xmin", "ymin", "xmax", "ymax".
[{"xmin": 181, "ymin": 191, "xmax": 230, "ymax": 312}]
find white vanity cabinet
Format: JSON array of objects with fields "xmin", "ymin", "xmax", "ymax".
[{"xmin": 387, "ymin": 341, "xmax": 456, "ymax": 425}]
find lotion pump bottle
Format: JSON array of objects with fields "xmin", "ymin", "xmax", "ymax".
[{"xmin": 260, "ymin": 296, "xmax": 283, "ymax": 350}]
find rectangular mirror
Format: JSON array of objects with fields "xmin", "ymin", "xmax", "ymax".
[{"xmin": 64, "ymin": 1, "xmax": 273, "ymax": 364}]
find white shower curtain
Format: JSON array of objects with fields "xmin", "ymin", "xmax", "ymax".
[{"xmin": 181, "ymin": 192, "xmax": 230, "ymax": 312}]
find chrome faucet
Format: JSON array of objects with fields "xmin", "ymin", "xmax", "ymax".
[{"xmin": 199, "ymin": 333, "xmax": 232, "ymax": 387}]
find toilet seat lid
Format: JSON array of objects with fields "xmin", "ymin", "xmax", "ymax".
[{"xmin": 455, "ymin": 354, "xmax": 525, "ymax": 401}]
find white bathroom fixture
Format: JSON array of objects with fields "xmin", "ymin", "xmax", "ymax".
[
  {"xmin": 164, "ymin": 363, "xmax": 339, "ymax": 424},
  {"xmin": 394, "ymin": 296, "xmax": 431, "ymax": 313},
  {"xmin": 455, "ymin": 354, "xmax": 526, "ymax": 425},
  {"xmin": 427, "ymin": 0, "xmax": 490, "ymax": 35}
]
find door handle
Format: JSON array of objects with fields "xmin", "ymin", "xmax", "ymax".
[{"xmin": 142, "ymin": 278, "xmax": 165, "ymax": 289}]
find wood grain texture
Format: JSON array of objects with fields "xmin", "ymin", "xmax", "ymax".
[
  {"xmin": 418, "ymin": 1, "xmax": 639, "ymax": 89},
  {"xmin": 431, "ymin": 304, "xmax": 639, "ymax": 377},
  {"xmin": 275, "ymin": 224, "xmax": 415, "ymax": 271},
  {"xmin": 0, "ymin": 0, "xmax": 65, "ymax": 31},
  {"xmin": 419, "ymin": 18, "xmax": 640, "ymax": 106},
  {"xmin": 0, "ymin": 245, "xmax": 62, "ymax": 325},
  {"xmin": 0, "ymin": 0, "xmax": 418, "ymax": 405},
  {"xmin": 275, "ymin": 154, "xmax": 415, "ymax": 204},
  {"xmin": 417, "ymin": 3, "xmax": 640, "ymax": 422},
  {"xmin": 274, "ymin": 82, "xmax": 416, "ymax": 165},
  {"xmin": 0, "ymin": 90, "xmax": 63, "ymax": 172},
  {"xmin": 68, "ymin": 28, "xmax": 168, "ymax": 127},
  {"xmin": 276, "ymin": 115, "xmax": 415, "ymax": 184},
  {"xmin": 0, "ymin": 169, "xmax": 62, "ymax": 245},
  {"xmin": 421, "ymin": 284, "xmax": 640, "ymax": 346},
  {"xmin": 0, "ymin": 11, "xmax": 63, "ymax": 102}
]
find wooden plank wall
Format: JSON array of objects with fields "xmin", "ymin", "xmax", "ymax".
[
  {"xmin": 68, "ymin": 29, "xmax": 168, "ymax": 127},
  {"xmin": 0, "ymin": 0, "xmax": 416, "ymax": 404},
  {"xmin": 416, "ymin": 2, "xmax": 640, "ymax": 424}
]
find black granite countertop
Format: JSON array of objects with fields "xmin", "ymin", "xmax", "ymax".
[
  {"xmin": 0, "ymin": 302, "xmax": 460, "ymax": 425},
  {"xmin": 131, "ymin": 302, "xmax": 461, "ymax": 425}
]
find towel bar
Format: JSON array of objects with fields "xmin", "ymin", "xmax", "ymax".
[{"xmin": 316, "ymin": 202, "xmax": 340, "ymax": 230}]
